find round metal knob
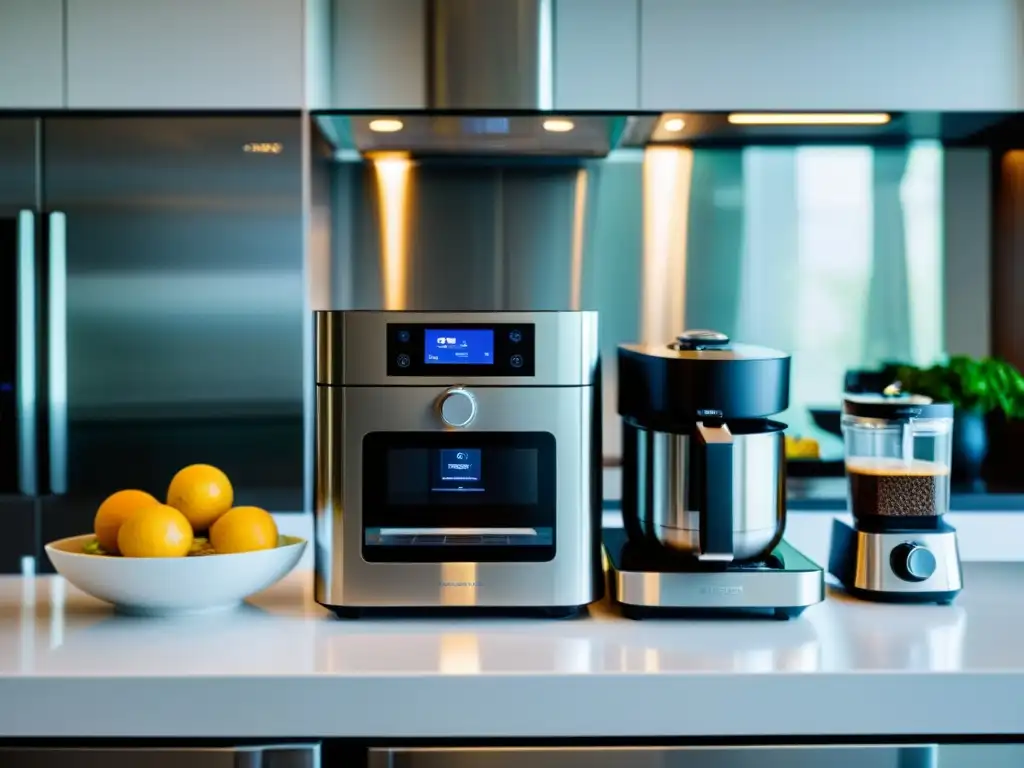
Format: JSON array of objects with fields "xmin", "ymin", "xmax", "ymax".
[
  {"xmin": 890, "ymin": 542, "xmax": 937, "ymax": 583},
  {"xmin": 439, "ymin": 387, "xmax": 477, "ymax": 428}
]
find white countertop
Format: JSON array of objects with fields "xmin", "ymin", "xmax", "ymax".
[{"xmin": 1, "ymin": 513, "xmax": 1023, "ymax": 740}]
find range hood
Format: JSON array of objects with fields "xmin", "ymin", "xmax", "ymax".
[
  {"xmin": 428, "ymin": 0, "xmax": 553, "ymax": 111},
  {"xmin": 317, "ymin": 0, "xmax": 629, "ymax": 158}
]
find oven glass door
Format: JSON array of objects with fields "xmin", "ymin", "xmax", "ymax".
[{"xmin": 361, "ymin": 431, "xmax": 556, "ymax": 563}]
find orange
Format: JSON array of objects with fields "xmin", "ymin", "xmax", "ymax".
[
  {"xmin": 209, "ymin": 506, "xmax": 279, "ymax": 555},
  {"xmin": 93, "ymin": 489, "xmax": 159, "ymax": 554},
  {"xmin": 166, "ymin": 464, "xmax": 234, "ymax": 532},
  {"xmin": 117, "ymin": 504, "xmax": 194, "ymax": 558}
]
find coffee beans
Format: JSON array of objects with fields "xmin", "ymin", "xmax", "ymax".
[{"xmin": 846, "ymin": 458, "xmax": 950, "ymax": 518}]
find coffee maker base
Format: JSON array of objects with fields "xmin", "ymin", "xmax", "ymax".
[
  {"xmin": 602, "ymin": 528, "xmax": 825, "ymax": 620},
  {"xmin": 827, "ymin": 518, "xmax": 963, "ymax": 605}
]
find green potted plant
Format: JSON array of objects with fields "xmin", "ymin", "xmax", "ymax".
[{"xmin": 888, "ymin": 356, "xmax": 1024, "ymax": 486}]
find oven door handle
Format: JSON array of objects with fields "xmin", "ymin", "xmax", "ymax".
[
  {"xmin": 47, "ymin": 211, "xmax": 67, "ymax": 495},
  {"xmin": 16, "ymin": 210, "xmax": 38, "ymax": 496}
]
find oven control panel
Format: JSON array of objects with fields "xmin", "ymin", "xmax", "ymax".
[{"xmin": 387, "ymin": 323, "xmax": 536, "ymax": 377}]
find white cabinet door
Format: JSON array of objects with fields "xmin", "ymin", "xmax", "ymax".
[
  {"xmin": 640, "ymin": 0, "xmax": 1024, "ymax": 111},
  {"xmin": 0, "ymin": 0, "xmax": 64, "ymax": 108},
  {"xmin": 555, "ymin": 0, "xmax": 639, "ymax": 110},
  {"xmin": 66, "ymin": 0, "xmax": 304, "ymax": 109},
  {"xmin": 331, "ymin": 0, "xmax": 427, "ymax": 110}
]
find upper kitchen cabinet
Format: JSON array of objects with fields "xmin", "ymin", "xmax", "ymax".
[
  {"xmin": 639, "ymin": 0, "xmax": 1024, "ymax": 111},
  {"xmin": 0, "ymin": 0, "xmax": 65, "ymax": 109},
  {"xmin": 66, "ymin": 0, "xmax": 305, "ymax": 109},
  {"xmin": 328, "ymin": 0, "xmax": 640, "ymax": 111},
  {"xmin": 331, "ymin": 0, "xmax": 427, "ymax": 110},
  {"xmin": 555, "ymin": 0, "xmax": 639, "ymax": 110}
]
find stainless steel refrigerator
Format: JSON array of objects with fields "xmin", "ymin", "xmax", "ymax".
[{"xmin": 0, "ymin": 116, "xmax": 305, "ymax": 573}]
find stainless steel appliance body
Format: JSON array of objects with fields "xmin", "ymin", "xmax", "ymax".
[
  {"xmin": 604, "ymin": 528, "xmax": 824, "ymax": 620},
  {"xmin": 0, "ymin": 116, "xmax": 305, "ymax": 573},
  {"xmin": 622, "ymin": 421, "xmax": 785, "ymax": 560},
  {"xmin": 314, "ymin": 310, "xmax": 602, "ymax": 616},
  {"xmin": 618, "ymin": 330, "xmax": 791, "ymax": 563},
  {"xmin": 828, "ymin": 518, "xmax": 963, "ymax": 604}
]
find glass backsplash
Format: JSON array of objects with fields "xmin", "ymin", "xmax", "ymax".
[
  {"xmin": 588, "ymin": 143, "xmax": 944, "ymax": 461},
  {"xmin": 324, "ymin": 139, "xmax": 948, "ymax": 464}
]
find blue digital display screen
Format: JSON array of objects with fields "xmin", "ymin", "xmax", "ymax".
[{"xmin": 425, "ymin": 329, "xmax": 494, "ymax": 364}]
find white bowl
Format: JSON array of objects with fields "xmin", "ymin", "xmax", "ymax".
[{"xmin": 44, "ymin": 534, "xmax": 307, "ymax": 617}]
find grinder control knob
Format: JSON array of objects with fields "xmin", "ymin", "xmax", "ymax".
[
  {"xmin": 890, "ymin": 542, "xmax": 937, "ymax": 583},
  {"xmin": 439, "ymin": 387, "xmax": 477, "ymax": 428}
]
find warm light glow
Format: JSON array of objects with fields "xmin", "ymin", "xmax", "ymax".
[
  {"xmin": 727, "ymin": 112, "xmax": 891, "ymax": 126},
  {"xmin": 440, "ymin": 563, "xmax": 478, "ymax": 608},
  {"xmin": 440, "ymin": 633, "xmax": 481, "ymax": 675},
  {"xmin": 371, "ymin": 154, "xmax": 413, "ymax": 310},
  {"xmin": 569, "ymin": 169, "xmax": 588, "ymax": 310},
  {"xmin": 368, "ymin": 118, "xmax": 404, "ymax": 133},
  {"xmin": 662, "ymin": 117, "xmax": 686, "ymax": 132},
  {"xmin": 542, "ymin": 118, "xmax": 575, "ymax": 133},
  {"xmin": 641, "ymin": 147, "xmax": 693, "ymax": 345},
  {"xmin": 243, "ymin": 142, "xmax": 283, "ymax": 154}
]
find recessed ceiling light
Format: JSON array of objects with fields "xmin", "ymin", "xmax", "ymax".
[
  {"xmin": 369, "ymin": 119, "xmax": 404, "ymax": 133},
  {"xmin": 542, "ymin": 119, "xmax": 575, "ymax": 133},
  {"xmin": 727, "ymin": 113, "xmax": 891, "ymax": 126},
  {"xmin": 662, "ymin": 117, "xmax": 686, "ymax": 132}
]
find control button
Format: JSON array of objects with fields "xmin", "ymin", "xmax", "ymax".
[
  {"xmin": 397, "ymin": 330, "xmax": 410, "ymax": 343},
  {"xmin": 509, "ymin": 329, "xmax": 522, "ymax": 343},
  {"xmin": 890, "ymin": 542, "xmax": 937, "ymax": 583},
  {"xmin": 438, "ymin": 387, "xmax": 477, "ymax": 428},
  {"xmin": 510, "ymin": 354, "xmax": 524, "ymax": 368},
  {"xmin": 396, "ymin": 353, "xmax": 410, "ymax": 368}
]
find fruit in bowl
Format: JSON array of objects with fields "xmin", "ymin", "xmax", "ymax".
[{"xmin": 45, "ymin": 464, "xmax": 306, "ymax": 616}]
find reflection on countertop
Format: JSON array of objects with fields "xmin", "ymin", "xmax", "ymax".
[{"xmin": 0, "ymin": 561, "xmax": 1023, "ymax": 738}]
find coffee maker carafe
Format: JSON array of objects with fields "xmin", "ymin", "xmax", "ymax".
[
  {"xmin": 828, "ymin": 394, "xmax": 963, "ymax": 604},
  {"xmin": 604, "ymin": 330, "xmax": 825, "ymax": 620},
  {"xmin": 618, "ymin": 330, "xmax": 790, "ymax": 563}
]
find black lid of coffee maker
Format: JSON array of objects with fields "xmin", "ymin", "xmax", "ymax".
[
  {"xmin": 843, "ymin": 394, "xmax": 954, "ymax": 420},
  {"xmin": 618, "ymin": 330, "xmax": 791, "ymax": 428}
]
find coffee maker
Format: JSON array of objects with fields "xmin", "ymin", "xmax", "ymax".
[
  {"xmin": 604, "ymin": 330, "xmax": 825, "ymax": 620},
  {"xmin": 828, "ymin": 395, "xmax": 962, "ymax": 604}
]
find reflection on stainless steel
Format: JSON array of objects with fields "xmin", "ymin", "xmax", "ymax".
[
  {"xmin": 330, "ymin": 156, "xmax": 601, "ymax": 313},
  {"xmin": 641, "ymin": 147, "xmax": 692, "ymax": 344},
  {"xmin": 39, "ymin": 117, "xmax": 305, "ymax": 516},
  {"xmin": 47, "ymin": 211, "xmax": 67, "ymax": 494},
  {"xmin": 16, "ymin": 210, "xmax": 36, "ymax": 496},
  {"xmin": 0, "ymin": 746, "xmax": 321, "ymax": 767},
  {"xmin": 428, "ymin": 0, "xmax": 553, "ymax": 110},
  {"xmin": 624, "ymin": 424, "xmax": 784, "ymax": 559},
  {"xmin": 368, "ymin": 746, "xmax": 916, "ymax": 768}
]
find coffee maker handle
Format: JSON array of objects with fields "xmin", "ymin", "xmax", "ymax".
[{"xmin": 696, "ymin": 423, "xmax": 734, "ymax": 562}]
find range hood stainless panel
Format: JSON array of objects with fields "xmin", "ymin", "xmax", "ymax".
[
  {"xmin": 428, "ymin": 0, "xmax": 553, "ymax": 110},
  {"xmin": 344, "ymin": 114, "xmax": 620, "ymax": 157}
]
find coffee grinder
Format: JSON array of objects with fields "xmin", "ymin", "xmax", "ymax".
[{"xmin": 828, "ymin": 395, "xmax": 963, "ymax": 604}]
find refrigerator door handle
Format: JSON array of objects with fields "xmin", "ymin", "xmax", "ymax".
[
  {"xmin": 48, "ymin": 211, "xmax": 67, "ymax": 495},
  {"xmin": 16, "ymin": 210, "xmax": 37, "ymax": 496}
]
